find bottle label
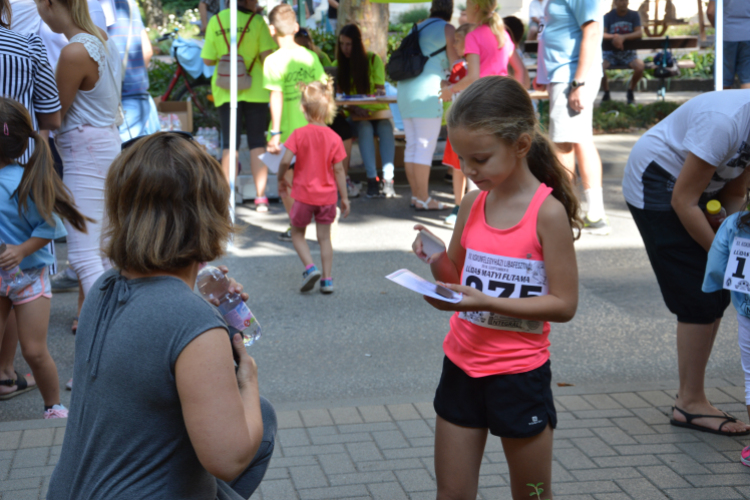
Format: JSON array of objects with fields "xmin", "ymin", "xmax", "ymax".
[{"xmin": 224, "ymin": 301, "xmax": 256, "ymax": 331}]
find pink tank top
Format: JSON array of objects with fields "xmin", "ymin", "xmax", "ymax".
[{"xmin": 444, "ymin": 184, "xmax": 553, "ymax": 378}]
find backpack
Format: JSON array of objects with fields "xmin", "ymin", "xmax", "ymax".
[
  {"xmin": 653, "ymin": 37, "xmax": 679, "ymax": 79},
  {"xmin": 386, "ymin": 19, "xmax": 446, "ymax": 81},
  {"xmin": 216, "ymin": 13, "xmax": 256, "ymax": 90}
]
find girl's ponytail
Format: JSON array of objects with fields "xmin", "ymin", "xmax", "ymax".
[
  {"xmin": 448, "ymin": 76, "xmax": 582, "ymax": 238},
  {"xmin": 474, "ymin": 0, "xmax": 506, "ymax": 49},
  {"xmin": 0, "ymin": 98, "xmax": 92, "ymax": 233},
  {"xmin": 527, "ymin": 131, "xmax": 583, "ymax": 238}
]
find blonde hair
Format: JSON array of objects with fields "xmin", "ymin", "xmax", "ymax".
[
  {"xmin": 269, "ymin": 4, "xmax": 297, "ymax": 36},
  {"xmin": 0, "ymin": 98, "xmax": 91, "ymax": 232},
  {"xmin": 300, "ymin": 80, "xmax": 336, "ymax": 125},
  {"xmin": 470, "ymin": 0, "xmax": 505, "ymax": 48},
  {"xmin": 61, "ymin": 0, "xmax": 108, "ymax": 51},
  {"xmin": 448, "ymin": 77, "xmax": 582, "ymax": 238},
  {"xmin": 104, "ymin": 133, "xmax": 234, "ymax": 273}
]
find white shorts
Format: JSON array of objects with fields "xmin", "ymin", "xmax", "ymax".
[
  {"xmin": 402, "ymin": 117, "xmax": 442, "ymax": 166},
  {"xmin": 0, "ymin": 267, "xmax": 51, "ymax": 305},
  {"xmin": 548, "ymin": 81, "xmax": 598, "ymax": 144}
]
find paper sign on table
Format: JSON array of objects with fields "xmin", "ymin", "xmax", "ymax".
[
  {"xmin": 386, "ymin": 269, "xmax": 463, "ymax": 303},
  {"xmin": 259, "ymin": 145, "xmax": 295, "ymax": 174}
]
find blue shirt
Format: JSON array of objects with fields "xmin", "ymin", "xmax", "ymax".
[
  {"xmin": 704, "ymin": 212, "xmax": 750, "ymax": 317},
  {"xmin": 107, "ymin": 0, "xmax": 149, "ymax": 96},
  {"xmin": 0, "ymin": 165, "xmax": 66, "ymax": 270},
  {"xmin": 541, "ymin": 0, "xmax": 603, "ymax": 83}
]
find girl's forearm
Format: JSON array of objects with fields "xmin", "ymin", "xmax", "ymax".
[
  {"xmin": 486, "ymin": 295, "xmax": 577, "ymax": 323},
  {"xmin": 20, "ymin": 237, "xmax": 50, "ymax": 258},
  {"xmin": 429, "ymin": 252, "xmax": 461, "ymax": 284}
]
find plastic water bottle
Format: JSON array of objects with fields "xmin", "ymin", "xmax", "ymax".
[
  {"xmin": 705, "ymin": 199, "xmax": 727, "ymax": 232},
  {"xmin": 209, "ymin": 127, "xmax": 220, "ymax": 158},
  {"xmin": 0, "ymin": 239, "xmax": 26, "ymax": 287},
  {"xmin": 196, "ymin": 266, "xmax": 261, "ymax": 348}
]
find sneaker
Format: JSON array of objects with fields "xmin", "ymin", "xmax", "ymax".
[
  {"xmin": 742, "ymin": 446, "xmax": 750, "ymax": 467},
  {"xmin": 382, "ymin": 178, "xmax": 396, "ymax": 198},
  {"xmin": 627, "ymin": 89, "xmax": 635, "ymax": 105},
  {"xmin": 254, "ymin": 196, "xmax": 269, "ymax": 213},
  {"xmin": 602, "ymin": 91, "xmax": 611, "ymax": 102},
  {"xmin": 301, "ymin": 266, "xmax": 322, "ymax": 292},
  {"xmin": 51, "ymin": 272, "xmax": 78, "ymax": 293},
  {"xmin": 346, "ymin": 177, "xmax": 360, "ymax": 198},
  {"xmin": 444, "ymin": 205, "xmax": 460, "ymax": 225},
  {"xmin": 320, "ymin": 278, "xmax": 334, "ymax": 294},
  {"xmin": 582, "ymin": 215, "xmax": 612, "ymax": 235},
  {"xmin": 366, "ymin": 178, "xmax": 382, "ymax": 198},
  {"xmin": 278, "ymin": 227, "xmax": 292, "ymax": 241},
  {"xmin": 44, "ymin": 404, "xmax": 68, "ymax": 419},
  {"xmin": 65, "ymin": 378, "xmax": 73, "ymax": 391}
]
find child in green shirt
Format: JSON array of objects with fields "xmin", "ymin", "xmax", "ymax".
[{"xmin": 264, "ymin": 3, "xmax": 326, "ymax": 237}]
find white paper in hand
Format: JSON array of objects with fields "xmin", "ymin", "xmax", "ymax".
[
  {"xmin": 386, "ymin": 269, "xmax": 463, "ymax": 303},
  {"xmin": 259, "ymin": 145, "xmax": 295, "ymax": 174}
]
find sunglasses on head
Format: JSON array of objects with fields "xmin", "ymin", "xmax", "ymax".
[{"xmin": 120, "ymin": 131, "xmax": 193, "ymax": 151}]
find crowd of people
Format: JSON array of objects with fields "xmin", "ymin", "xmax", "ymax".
[{"xmin": 1, "ymin": 0, "xmax": 750, "ymax": 498}]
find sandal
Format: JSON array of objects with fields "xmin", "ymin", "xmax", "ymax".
[
  {"xmin": 414, "ymin": 197, "xmax": 447, "ymax": 211},
  {"xmin": 71, "ymin": 316, "xmax": 78, "ymax": 335},
  {"xmin": 0, "ymin": 371, "xmax": 37, "ymax": 400},
  {"xmin": 410, "ymin": 196, "xmax": 416, "ymax": 208},
  {"xmin": 670, "ymin": 405, "xmax": 750, "ymax": 436}
]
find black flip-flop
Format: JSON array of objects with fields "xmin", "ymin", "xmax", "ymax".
[
  {"xmin": 670, "ymin": 405, "xmax": 750, "ymax": 437},
  {"xmin": 0, "ymin": 371, "xmax": 37, "ymax": 400}
]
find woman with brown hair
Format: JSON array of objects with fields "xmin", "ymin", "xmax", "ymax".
[{"xmin": 47, "ymin": 133, "xmax": 276, "ymax": 499}]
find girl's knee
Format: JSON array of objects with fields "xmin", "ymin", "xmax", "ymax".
[{"xmin": 20, "ymin": 343, "xmax": 50, "ymax": 368}]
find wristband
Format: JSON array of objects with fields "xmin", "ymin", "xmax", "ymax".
[{"xmin": 268, "ymin": 130, "xmax": 282, "ymax": 136}]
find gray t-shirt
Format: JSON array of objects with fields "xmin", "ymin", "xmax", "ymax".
[
  {"xmin": 47, "ymin": 269, "xmax": 230, "ymax": 500},
  {"xmin": 724, "ymin": 0, "xmax": 750, "ymax": 43}
]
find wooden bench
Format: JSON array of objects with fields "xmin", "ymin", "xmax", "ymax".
[{"xmin": 524, "ymin": 36, "xmax": 698, "ymax": 53}]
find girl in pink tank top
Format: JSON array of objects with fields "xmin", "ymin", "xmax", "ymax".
[{"xmin": 411, "ymin": 77, "xmax": 581, "ymax": 500}]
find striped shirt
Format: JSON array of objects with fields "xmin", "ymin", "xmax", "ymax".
[{"xmin": 0, "ymin": 26, "xmax": 61, "ymax": 163}]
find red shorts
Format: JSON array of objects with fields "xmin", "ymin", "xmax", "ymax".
[
  {"xmin": 442, "ymin": 138, "xmax": 460, "ymax": 170},
  {"xmin": 290, "ymin": 201, "xmax": 338, "ymax": 227}
]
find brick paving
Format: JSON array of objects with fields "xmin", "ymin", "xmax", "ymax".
[{"xmin": 1, "ymin": 385, "xmax": 749, "ymax": 499}]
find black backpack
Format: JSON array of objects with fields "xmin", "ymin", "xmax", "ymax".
[{"xmin": 386, "ymin": 19, "xmax": 446, "ymax": 81}]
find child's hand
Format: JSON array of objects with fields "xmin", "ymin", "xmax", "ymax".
[
  {"xmin": 277, "ymin": 177, "xmax": 290, "ymax": 196},
  {"xmin": 0, "ymin": 244, "xmax": 24, "ymax": 271},
  {"xmin": 267, "ymin": 135, "xmax": 281, "ymax": 154},
  {"xmin": 412, "ymin": 224, "xmax": 445, "ymax": 264},
  {"xmin": 423, "ymin": 282, "xmax": 488, "ymax": 312},
  {"xmin": 440, "ymin": 80, "xmax": 450, "ymax": 90},
  {"xmin": 439, "ymin": 85, "xmax": 453, "ymax": 102},
  {"xmin": 340, "ymin": 199, "xmax": 351, "ymax": 219}
]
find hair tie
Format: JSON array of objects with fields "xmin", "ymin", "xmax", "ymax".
[{"xmin": 2, "ymin": 123, "xmax": 7, "ymax": 136}]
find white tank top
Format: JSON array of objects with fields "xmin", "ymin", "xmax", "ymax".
[{"xmin": 59, "ymin": 33, "xmax": 122, "ymax": 133}]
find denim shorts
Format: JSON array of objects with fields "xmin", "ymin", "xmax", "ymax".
[{"xmin": 724, "ymin": 40, "xmax": 750, "ymax": 87}]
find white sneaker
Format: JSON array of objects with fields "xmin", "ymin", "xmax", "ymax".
[
  {"xmin": 44, "ymin": 404, "xmax": 68, "ymax": 419},
  {"xmin": 346, "ymin": 177, "xmax": 360, "ymax": 198}
]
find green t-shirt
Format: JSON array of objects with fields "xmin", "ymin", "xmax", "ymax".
[
  {"xmin": 333, "ymin": 52, "xmax": 387, "ymax": 112},
  {"xmin": 201, "ymin": 8, "xmax": 278, "ymax": 107},
  {"xmin": 263, "ymin": 45, "xmax": 326, "ymax": 142},
  {"xmin": 315, "ymin": 50, "xmax": 332, "ymax": 67}
]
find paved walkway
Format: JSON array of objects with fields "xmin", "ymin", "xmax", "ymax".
[{"xmin": 2, "ymin": 382, "xmax": 748, "ymax": 500}]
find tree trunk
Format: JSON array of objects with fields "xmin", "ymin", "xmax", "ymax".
[
  {"xmin": 338, "ymin": 0, "xmax": 389, "ymax": 63},
  {"xmin": 140, "ymin": 0, "xmax": 164, "ymax": 28}
]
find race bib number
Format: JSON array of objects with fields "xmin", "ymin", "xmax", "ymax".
[
  {"xmin": 458, "ymin": 248, "xmax": 548, "ymax": 334},
  {"xmin": 724, "ymin": 237, "xmax": 750, "ymax": 294}
]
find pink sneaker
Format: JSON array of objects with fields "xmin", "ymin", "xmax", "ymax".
[
  {"xmin": 44, "ymin": 404, "xmax": 68, "ymax": 419},
  {"xmin": 742, "ymin": 446, "xmax": 750, "ymax": 467},
  {"xmin": 254, "ymin": 196, "xmax": 269, "ymax": 213}
]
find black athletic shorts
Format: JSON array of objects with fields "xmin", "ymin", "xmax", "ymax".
[
  {"xmin": 218, "ymin": 102, "xmax": 270, "ymax": 150},
  {"xmin": 628, "ymin": 203, "xmax": 731, "ymax": 324},
  {"xmin": 433, "ymin": 356, "xmax": 557, "ymax": 439},
  {"xmin": 329, "ymin": 112, "xmax": 353, "ymax": 141}
]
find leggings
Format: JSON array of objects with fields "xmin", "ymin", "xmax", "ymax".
[
  {"xmin": 216, "ymin": 396, "xmax": 277, "ymax": 499},
  {"xmin": 55, "ymin": 125, "xmax": 121, "ymax": 295},
  {"xmin": 353, "ymin": 119, "xmax": 395, "ymax": 180},
  {"xmin": 403, "ymin": 117, "xmax": 441, "ymax": 166}
]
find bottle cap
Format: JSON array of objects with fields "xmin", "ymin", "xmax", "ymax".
[{"xmin": 706, "ymin": 200, "xmax": 722, "ymax": 215}]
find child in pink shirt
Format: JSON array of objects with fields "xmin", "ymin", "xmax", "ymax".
[
  {"xmin": 278, "ymin": 81, "xmax": 350, "ymax": 294},
  {"xmin": 463, "ymin": 23, "xmax": 515, "ymax": 77}
]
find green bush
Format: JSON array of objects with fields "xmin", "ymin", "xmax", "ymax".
[
  {"xmin": 148, "ymin": 59, "xmax": 178, "ymax": 99},
  {"xmin": 398, "ymin": 8, "xmax": 429, "ymax": 25},
  {"xmin": 537, "ymin": 99, "xmax": 681, "ymax": 133},
  {"xmin": 310, "ymin": 29, "xmax": 337, "ymax": 63},
  {"xmin": 161, "ymin": 0, "xmax": 198, "ymax": 16}
]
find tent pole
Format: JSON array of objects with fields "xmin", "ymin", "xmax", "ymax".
[
  {"xmin": 229, "ymin": 0, "xmax": 238, "ymax": 224},
  {"xmin": 715, "ymin": 0, "xmax": 722, "ymax": 91}
]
